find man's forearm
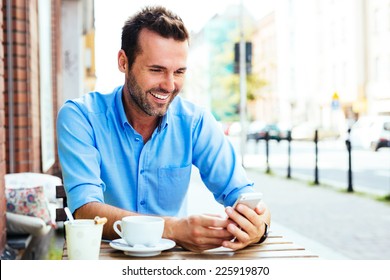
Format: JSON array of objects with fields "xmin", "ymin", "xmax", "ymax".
[
  {"xmin": 74, "ymin": 202, "xmax": 138, "ymax": 239},
  {"xmin": 74, "ymin": 202, "xmax": 182, "ymax": 241}
]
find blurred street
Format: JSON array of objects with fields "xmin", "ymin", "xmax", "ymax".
[
  {"xmin": 237, "ymin": 137, "xmax": 390, "ymax": 196},
  {"xmin": 187, "ymin": 165, "xmax": 390, "ymax": 260}
]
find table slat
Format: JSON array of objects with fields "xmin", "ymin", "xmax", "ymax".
[{"xmin": 62, "ymin": 233, "xmax": 318, "ymax": 260}]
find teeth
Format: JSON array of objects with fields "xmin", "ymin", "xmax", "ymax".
[{"xmin": 150, "ymin": 92, "xmax": 169, "ymax": 100}]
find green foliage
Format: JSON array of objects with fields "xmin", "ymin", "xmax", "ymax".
[
  {"xmin": 44, "ymin": 230, "xmax": 64, "ymax": 260},
  {"xmin": 220, "ymin": 73, "xmax": 268, "ymax": 101},
  {"xmin": 208, "ymin": 35, "xmax": 268, "ymax": 121},
  {"xmin": 199, "ymin": 9, "xmax": 268, "ymax": 121},
  {"xmin": 377, "ymin": 194, "xmax": 390, "ymax": 204}
]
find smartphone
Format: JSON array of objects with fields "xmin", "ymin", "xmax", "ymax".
[{"xmin": 232, "ymin": 192, "xmax": 263, "ymax": 210}]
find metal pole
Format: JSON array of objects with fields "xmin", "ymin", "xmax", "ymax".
[
  {"xmin": 6, "ymin": 0, "xmax": 15, "ymax": 173},
  {"xmin": 287, "ymin": 130, "xmax": 291, "ymax": 178},
  {"xmin": 265, "ymin": 132, "xmax": 270, "ymax": 174},
  {"xmin": 314, "ymin": 130, "xmax": 319, "ymax": 185},
  {"xmin": 346, "ymin": 128, "xmax": 354, "ymax": 192},
  {"xmin": 239, "ymin": 0, "xmax": 247, "ymax": 167}
]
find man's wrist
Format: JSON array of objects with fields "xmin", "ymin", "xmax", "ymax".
[
  {"xmin": 257, "ymin": 222, "xmax": 269, "ymax": 244},
  {"xmin": 163, "ymin": 216, "xmax": 180, "ymax": 241}
]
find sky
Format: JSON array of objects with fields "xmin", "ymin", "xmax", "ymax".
[{"xmin": 93, "ymin": 0, "xmax": 274, "ymax": 91}]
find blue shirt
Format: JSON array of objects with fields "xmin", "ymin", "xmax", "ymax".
[{"xmin": 56, "ymin": 86, "xmax": 254, "ymax": 216}]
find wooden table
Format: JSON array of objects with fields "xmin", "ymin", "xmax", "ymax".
[{"xmin": 62, "ymin": 232, "xmax": 319, "ymax": 260}]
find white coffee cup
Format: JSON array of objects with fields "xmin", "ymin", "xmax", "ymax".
[
  {"xmin": 65, "ymin": 219, "xmax": 104, "ymax": 260},
  {"xmin": 113, "ymin": 216, "xmax": 164, "ymax": 247}
]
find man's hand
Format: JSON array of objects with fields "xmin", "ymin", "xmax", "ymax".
[
  {"xmin": 222, "ymin": 203, "xmax": 269, "ymax": 250},
  {"xmin": 164, "ymin": 214, "xmax": 234, "ymax": 252}
]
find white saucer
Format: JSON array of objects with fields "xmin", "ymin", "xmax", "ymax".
[{"xmin": 109, "ymin": 238, "xmax": 176, "ymax": 257}]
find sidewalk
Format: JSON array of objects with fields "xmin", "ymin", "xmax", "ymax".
[{"xmin": 187, "ymin": 167, "xmax": 390, "ymax": 260}]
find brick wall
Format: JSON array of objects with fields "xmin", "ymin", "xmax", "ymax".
[
  {"xmin": 0, "ymin": 0, "xmax": 63, "ymax": 254},
  {"xmin": 3, "ymin": 0, "xmax": 62, "ymax": 175},
  {"xmin": 0, "ymin": 0, "xmax": 7, "ymax": 254},
  {"xmin": 3, "ymin": 0, "xmax": 41, "ymax": 173}
]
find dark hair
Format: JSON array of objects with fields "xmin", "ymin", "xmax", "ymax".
[{"xmin": 121, "ymin": 6, "xmax": 189, "ymax": 69}]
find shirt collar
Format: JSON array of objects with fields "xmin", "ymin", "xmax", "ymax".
[
  {"xmin": 115, "ymin": 85, "xmax": 169, "ymax": 132},
  {"xmin": 115, "ymin": 86, "xmax": 129, "ymax": 129},
  {"xmin": 158, "ymin": 112, "xmax": 168, "ymax": 132}
]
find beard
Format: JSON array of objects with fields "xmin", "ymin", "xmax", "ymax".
[{"xmin": 126, "ymin": 71, "xmax": 179, "ymax": 117}]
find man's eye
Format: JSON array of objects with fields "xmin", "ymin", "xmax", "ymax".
[
  {"xmin": 175, "ymin": 70, "xmax": 186, "ymax": 75},
  {"xmin": 150, "ymin": 68, "xmax": 162, "ymax": 72}
]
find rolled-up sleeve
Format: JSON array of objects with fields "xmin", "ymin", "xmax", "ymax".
[{"xmin": 56, "ymin": 101, "xmax": 105, "ymax": 213}]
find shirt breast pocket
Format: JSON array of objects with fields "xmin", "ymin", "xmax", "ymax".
[{"xmin": 158, "ymin": 165, "xmax": 192, "ymax": 213}]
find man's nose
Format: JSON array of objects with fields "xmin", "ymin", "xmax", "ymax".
[{"xmin": 160, "ymin": 73, "xmax": 175, "ymax": 93}]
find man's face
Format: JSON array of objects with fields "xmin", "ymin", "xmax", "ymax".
[{"xmin": 125, "ymin": 29, "xmax": 188, "ymax": 117}]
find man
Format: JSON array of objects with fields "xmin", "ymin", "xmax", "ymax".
[{"xmin": 57, "ymin": 6, "xmax": 270, "ymax": 252}]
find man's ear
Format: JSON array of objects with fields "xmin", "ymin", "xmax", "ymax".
[{"xmin": 118, "ymin": 50, "xmax": 128, "ymax": 73}]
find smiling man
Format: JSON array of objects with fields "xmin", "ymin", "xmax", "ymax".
[{"xmin": 57, "ymin": 6, "xmax": 270, "ymax": 252}]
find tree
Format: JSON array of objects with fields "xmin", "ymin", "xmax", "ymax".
[{"xmin": 210, "ymin": 40, "xmax": 267, "ymax": 121}]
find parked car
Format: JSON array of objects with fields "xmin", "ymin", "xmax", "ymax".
[
  {"xmin": 291, "ymin": 122, "xmax": 340, "ymax": 141},
  {"xmin": 349, "ymin": 116, "xmax": 390, "ymax": 151},
  {"xmin": 247, "ymin": 121, "xmax": 265, "ymax": 141},
  {"xmin": 247, "ymin": 122, "xmax": 283, "ymax": 142},
  {"xmin": 224, "ymin": 121, "xmax": 242, "ymax": 136},
  {"xmin": 277, "ymin": 122, "xmax": 292, "ymax": 140},
  {"xmin": 291, "ymin": 122, "xmax": 318, "ymax": 141}
]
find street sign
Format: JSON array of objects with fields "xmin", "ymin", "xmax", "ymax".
[{"xmin": 331, "ymin": 92, "xmax": 340, "ymax": 110}]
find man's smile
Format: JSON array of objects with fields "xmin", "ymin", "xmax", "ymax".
[{"xmin": 149, "ymin": 91, "xmax": 170, "ymax": 100}]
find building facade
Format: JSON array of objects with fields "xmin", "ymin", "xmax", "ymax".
[
  {"xmin": 253, "ymin": 0, "xmax": 390, "ymax": 133},
  {"xmin": 365, "ymin": 0, "xmax": 390, "ymax": 116},
  {"xmin": 251, "ymin": 12, "xmax": 278, "ymax": 124}
]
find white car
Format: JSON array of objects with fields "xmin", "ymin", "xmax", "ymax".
[{"xmin": 349, "ymin": 116, "xmax": 390, "ymax": 151}]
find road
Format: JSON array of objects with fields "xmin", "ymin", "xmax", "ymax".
[{"xmin": 230, "ymin": 137, "xmax": 390, "ymax": 196}]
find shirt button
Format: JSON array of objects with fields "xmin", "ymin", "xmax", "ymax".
[
  {"xmin": 135, "ymin": 137, "xmax": 141, "ymax": 142},
  {"xmin": 140, "ymin": 200, "xmax": 145, "ymax": 205},
  {"xmin": 140, "ymin": 169, "xmax": 144, "ymax": 174}
]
